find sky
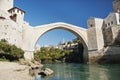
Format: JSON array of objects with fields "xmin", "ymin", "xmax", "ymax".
[{"xmin": 15, "ymin": 0, "xmax": 114, "ymax": 46}]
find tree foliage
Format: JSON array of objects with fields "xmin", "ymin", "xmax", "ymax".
[
  {"xmin": 34, "ymin": 37, "xmax": 84, "ymax": 63},
  {"xmin": 0, "ymin": 40, "xmax": 11, "ymax": 52},
  {"xmin": 34, "ymin": 46, "xmax": 73, "ymax": 63},
  {"xmin": 34, "ymin": 46, "xmax": 84, "ymax": 63},
  {"xmin": 10, "ymin": 45, "xmax": 24, "ymax": 58},
  {"xmin": 0, "ymin": 40, "xmax": 24, "ymax": 61}
]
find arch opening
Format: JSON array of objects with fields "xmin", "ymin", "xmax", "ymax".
[{"xmin": 33, "ymin": 26, "xmax": 88, "ymax": 63}]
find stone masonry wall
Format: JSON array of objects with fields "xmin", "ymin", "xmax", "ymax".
[{"xmin": 89, "ymin": 25, "xmax": 120, "ymax": 64}]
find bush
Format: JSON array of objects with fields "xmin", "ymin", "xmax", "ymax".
[
  {"xmin": 34, "ymin": 46, "xmax": 73, "ymax": 63},
  {"xmin": 0, "ymin": 40, "xmax": 11, "ymax": 52},
  {"xmin": 0, "ymin": 40, "xmax": 24, "ymax": 61},
  {"xmin": 10, "ymin": 45, "xmax": 24, "ymax": 58}
]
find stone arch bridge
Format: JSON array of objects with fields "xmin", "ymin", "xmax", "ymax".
[{"xmin": 22, "ymin": 22, "xmax": 104, "ymax": 63}]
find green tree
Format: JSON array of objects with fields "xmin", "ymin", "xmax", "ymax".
[
  {"xmin": 10, "ymin": 45, "xmax": 24, "ymax": 58},
  {"xmin": 0, "ymin": 40, "xmax": 24, "ymax": 61}
]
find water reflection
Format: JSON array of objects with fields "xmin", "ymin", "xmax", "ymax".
[{"xmin": 35, "ymin": 63, "xmax": 120, "ymax": 80}]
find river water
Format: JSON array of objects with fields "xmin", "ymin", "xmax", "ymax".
[{"xmin": 35, "ymin": 63, "xmax": 120, "ymax": 80}]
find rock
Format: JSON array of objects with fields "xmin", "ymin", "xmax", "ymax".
[
  {"xmin": 19, "ymin": 59, "xmax": 29, "ymax": 65},
  {"xmin": 31, "ymin": 65, "xmax": 40, "ymax": 69},
  {"xmin": 29, "ymin": 65, "xmax": 42, "ymax": 76},
  {"xmin": 34, "ymin": 61, "xmax": 41, "ymax": 65},
  {"xmin": 29, "ymin": 65, "xmax": 43, "ymax": 76},
  {"xmin": 38, "ymin": 68, "xmax": 54, "ymax": 76},
  {"xmin": 28, "ymin": 60, "xmax": 43, "ymax": 76},
  {"xmin": 45, "ymin": 68, "xmax": 54, "ymax": 74}
]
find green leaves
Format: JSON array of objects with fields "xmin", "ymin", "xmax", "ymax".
[
  {"xmin": 0, "ymin": 40, "xmax": 24, "ymax": 60},
  {"xmin": 34, "ymin": 46, "xmax": 73, "ymax": 62},
  {"xmin": 0, "ymin": 40, "xmax": 11, "ymax": 52},
  {"xmin": 34, "ymin": 37, "xmax": 83, "ymax": 63},
  {"xmin": 10, "ymin": 45, "xmax": 24, "ymax": 58}
]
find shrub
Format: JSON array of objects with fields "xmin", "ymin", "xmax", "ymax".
[
  {"xmin": 0, "ymin": 40, "xmax": 11, "ymax": 52},
  {"xmin": 10, "ymin": 45, "xmax": 24, "ymax": 58},
  {"xmin": 0, "ymin": 40, "xmax": 24, "ymax": 61}
]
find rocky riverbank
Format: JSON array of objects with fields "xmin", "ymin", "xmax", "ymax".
[
  {"xmin": 89, "ymin": 46, "xmax": 120, "ymax": 64},
  {"xmin": 0, "ymin": 62, "xmax": 33, "ymax": 80}
]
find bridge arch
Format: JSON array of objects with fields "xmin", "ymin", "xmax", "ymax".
[{"xmin": 23, "ymin": 22, "xmax": 88, "ymax": 63}]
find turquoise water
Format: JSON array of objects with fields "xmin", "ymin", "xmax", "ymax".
[{"xmin": 35, "ymin": 63, "xmax": 120, "ymax": 80}]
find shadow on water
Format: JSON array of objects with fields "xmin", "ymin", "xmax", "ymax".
[{"xmin": 35, "ymin": 63, "xmax": 120, "ymax": 80}]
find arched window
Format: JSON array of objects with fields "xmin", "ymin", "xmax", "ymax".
[
  {"xmin": 90, "ymin": 24, "xmax": 93, "ymax": 27},
  {"xmin": 111, "ymin": 21, "xmax": 113, "ymax": 24},
  {"xmin": 17, "ymin": 9, "xmax": 19, "ymax": 13}
]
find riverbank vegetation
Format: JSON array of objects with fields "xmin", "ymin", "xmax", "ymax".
[
  {"xmin": 0, "ymin": 39, "xmax": 24, "ymax": 61},
  {"xmin": 34, "ymin": 38, "xmax": 84, "ymax": 63},
  {"xmin": 34, "ymin": 46, "xmax": 73, "ymax": 63}
]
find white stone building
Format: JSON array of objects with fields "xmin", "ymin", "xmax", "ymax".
[
  {"xmin": 87, "ymin": 0, "xmax": 120, "ymax": 49},
  {"xmin": 0, "ymin": 0, "xmax": 31, "ymax": 48}
]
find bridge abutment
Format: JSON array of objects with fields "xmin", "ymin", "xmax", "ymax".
[
  {"xmin": 87, "ymin": 17, "xmax": 105, "ymax": 63},
  {"xmin": 24, "ymin": 51, "xmax": 34, "ymax": 61}
]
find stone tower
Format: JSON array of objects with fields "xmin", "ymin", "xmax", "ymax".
[
  {"xmin": 0, "ymin": 0, "xmax": 14, "ymax": 11},
  {"xmin": 8, "ymin": 7, "xmax": 25, "ymax": 26},
  {"xmin": 87, "ymin": 17, "xmax": 104, "ymax": 51},
  {"xmin": 113, "ymin": 0, "xmax": 120, "ymax": 13}
]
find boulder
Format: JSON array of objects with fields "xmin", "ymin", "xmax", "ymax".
[{"xmin": 38, "ymin": 68, "xmax": 54, "ymax": 76}]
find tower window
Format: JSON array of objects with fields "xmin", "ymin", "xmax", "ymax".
[
  {"xmin": 105, "ymin": 24, "xmax": 107, "ymax": 27},
  {"xmin": 10, "ymin": 14, "xmax": 17, "ymax": 22},
  {"xmin": 17, "ymin": 9, "xmax": 19, "ymax": 13},
  {"xmin": 90, "ymin": 24, "xmax": 93, "ymax": 27},
  {"xmin": 21, "ymin": 12, "xmax": 23, "ymax": 14},
  {"xmin": 13, "ymin": 10, "xmax": 15, "ymax": 12},
  {"xmin": 108, "ymin": 23, "xmax": 110, "ymax": 26},
  {"xmin": 111, "ymin": 21, "xmax": 113, "ymax": 24}
]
